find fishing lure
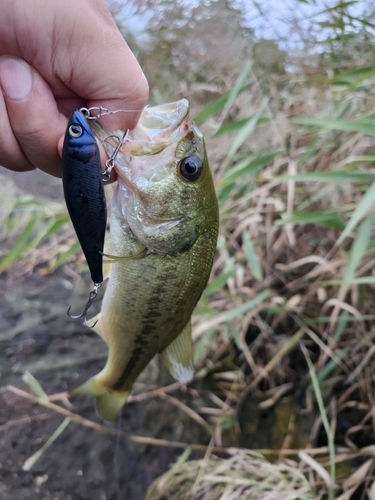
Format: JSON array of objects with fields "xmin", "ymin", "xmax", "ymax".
[{"xmin": 62, "ymin": 110, "xmax": 107, "ymax": 325}]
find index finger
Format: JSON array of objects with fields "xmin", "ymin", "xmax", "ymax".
[{"xmin": 54, "ymin": 3, "xmax": 149, "ymax": 131}]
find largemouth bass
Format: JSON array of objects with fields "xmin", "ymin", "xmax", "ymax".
[{"xmin": 71, "ymin": 99, "xmax": 219, "ymax": 421}]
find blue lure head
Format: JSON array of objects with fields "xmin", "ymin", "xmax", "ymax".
[{"xmin": 64, "ymin": 110, "xmax": 97, "ymax": 163}]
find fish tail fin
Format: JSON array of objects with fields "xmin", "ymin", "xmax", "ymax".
[
  {"xmin": 96, "ymin": 391, "xmax": 130, "ymax": 422},
  {"xmin": 70, "ymin": 377, "xmax": 130, "ymax": 422}
]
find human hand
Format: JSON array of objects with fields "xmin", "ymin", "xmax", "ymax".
[{"xmin": 0, "ymin": 0, "xmax": 149, "ymax": 177}]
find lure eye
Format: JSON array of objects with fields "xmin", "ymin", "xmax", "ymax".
[
  {"xmin": 180, "ymin": 155, "xmax": 203, "ymax": 182},
  {"xmin": 69, "ymin": 124, "xmax": 83, "ymax": 138}
]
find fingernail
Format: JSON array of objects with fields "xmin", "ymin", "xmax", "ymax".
[{"xmin": 0, "ymin": 56, "xmax": 33, "ymax": 100}]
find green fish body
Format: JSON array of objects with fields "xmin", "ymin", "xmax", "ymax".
[{"xmin": 71, "ymin": 100, "xmax": 219, "ymax": 421}]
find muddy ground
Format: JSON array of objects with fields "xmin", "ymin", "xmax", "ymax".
[{"xmin": 0, "ymin": 170, "xmax": 211, "ymax": 500}]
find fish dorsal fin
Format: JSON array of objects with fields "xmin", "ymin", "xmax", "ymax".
[{"xmin": 160, "ymin": 322, "xmax": 194, "ymax": 382}]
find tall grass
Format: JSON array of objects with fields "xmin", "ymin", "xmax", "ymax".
[
  {"xmin": 0, "ymin": 181, "xmax": 75, "ymax": 276},
  {"xmin": 188, "ymin": 46, "xmax": 375, "ymax": 497}
]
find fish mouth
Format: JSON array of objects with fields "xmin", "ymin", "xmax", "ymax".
[
  {"xmin": 90, "ymin": 99, "xmax": 190, "ymax": 153},
  {"xmin": 131, "ymin": 99, "xmax": 190, "ymax": 142},
  {"xmin": 89, "ymin": 99, "xmax": 192, "ymax": 186}
]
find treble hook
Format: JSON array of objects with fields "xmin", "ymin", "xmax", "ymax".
[
  {"xmin": 67, "ymin": 283, "xmax": 102, "ymax": 328},
  {"xmin": 102, "ymin": 129, "xmax": 129, "ymax": 181}
]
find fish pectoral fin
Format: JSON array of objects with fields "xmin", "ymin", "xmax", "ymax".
[
  {"xmin": 102, "ymin": 259, "xmax": 112, "ymax": 280},
  {"xmin": 102, "ymin": 235, "xmax": 112, "ymax": 281},
  {"xmin": 70, "ymin": 376, "xmax": 130, "ymax": 422},
  {"xmin": 160, "ymin": 322, "xmax": 194, "ymax": 383},
  {"xmin": 88, "ymin": 312, "xmax": 105, "ymax": 340},
  {"xmin": 102, "ymin": 249, "xmax": 148, "ymax": 263}
]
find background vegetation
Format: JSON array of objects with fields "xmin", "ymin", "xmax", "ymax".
[{"xmin": 2, "ymin": 0, "xmax": 375, "ymax": 498}]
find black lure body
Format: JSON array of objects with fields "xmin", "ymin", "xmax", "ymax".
[{"xmin": 62, "ymin": 110, "xmax": 106, "ymax": 285}]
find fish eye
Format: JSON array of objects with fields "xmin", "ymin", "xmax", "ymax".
[
  {"xmin": 180, "ymin": 155, "xmax": 203, "ymax": 182},
  {"xmin": 69, "ymin": 124, "xmax": 83, "ymax": 138}
]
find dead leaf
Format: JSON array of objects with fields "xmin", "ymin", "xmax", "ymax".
[
  {"xmin": 368, "ymin": 481, "xmax": 375, "ymax": 500},
  {"xmin": 343, "ymin": 459, "xmax": 373, "ymax": 490}
]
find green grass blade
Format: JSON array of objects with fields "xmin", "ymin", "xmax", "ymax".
[
  {"xmin": 0, "ymin": 217, "xmax": 38, "ymax": 273},
  {"xmin": 302, "ymin": 345, "xmax": 336, "ymax": 499},
  {"xmin": 275, "ymin": 171, "xmax": 375, "ymax": 183},
  {"xmin": 337, "ymin": 180, "xmax": 375, "ymax": 245},
  {"xmin": 23, "ymin": 418, "xmax": 71, "ymax": 471},
  {"xmin": 50, "ymin": 240, "xmax": 81, "ymax": 272},
  {"xmin": 213, "ymin": 290, "xmax": 271, "ymax": 324},
  {"xmin": 202, "ymin": 267, "xmax": 239, "ymax": 299},
  {"xmin": 293, "ymin": 118, "xmax": 375, "ymax": 136},
  {"xmin": 225, "ymin": 100, "xmax": 268, "ymax": 169},
  {"xmin": 218, "ymin": 151, "xmax": 282, "ymax": 189},
  {"xmin": 322, "ymin": 277, "xmax": 375, "ymax": 286},
  {"xmin": 275, "ymin": 210, "xmax": 345, "ymax": 230},
  {"xmin": 219, "ymin": 61, "xmax": 252, "ymax": 122},
  {"xmin": 242, "ymin": 232, "xmax": 263, "ymax": 281},
  {"xmin": 42, "ymin": 215, "xmax": 71, "ymax": 239},
  {"xmin": 332, "ymin": 312, "xmax": 351, "ymax": 343},
  {"xmin": 194, "ymin": 80, "xmax": 253, "ymax": 124},
  {"xmin": 316, "ymin": 349, "xmax": 348, "ymax": 383},
  {"xmin": 22, "ymin": 372, "xmax": 49, "ymax": 402},
  {"xmin": 341, "ymin": 212, "xmax": 375, "ymax": 284},
  {"xmin": 330, "ymin": 65, "xmax": 375, "ymax": 82},
  {"xmin": 215, "ymin": 116, "xmax": 269, "ymax": 136}
]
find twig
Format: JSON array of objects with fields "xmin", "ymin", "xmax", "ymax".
[
  {"xmin": 6, "ymin": 385, "xmax": 375, "ymax": 461},
  {"xmin": 0, "ymin": 308, "xmax": 66, "ymax": 342},
  {"xmin": 159, "ymin": 392, "xmax": 212, "ymax": 433},
  {"xmin": 128, "ymin": 381, "xmax": 183, "ymax": 403},
  {"xmin": 247, "ymin": 329, "xmax": 304, "ymax": 391},
  {"xmin": 6, "ymin": 385, "xmax": 109, "ymax": 434},
  {"xmin": 127, "ymin": 364, "xmax": 219, "ymax": 403},
  {"xmin": 0, "ymin": 412, "xmax": 51, "ymax": 431}
]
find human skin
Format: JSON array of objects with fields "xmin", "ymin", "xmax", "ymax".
[{"xmin": 0, "ymin": 0, "xmax": 149, "ymax": 178}]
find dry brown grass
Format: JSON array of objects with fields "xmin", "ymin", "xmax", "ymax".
[{"xmin": 145, "ymin": 450, "xmax": 316, "ymax": 500}]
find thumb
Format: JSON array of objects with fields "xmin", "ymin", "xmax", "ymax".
[{"xmin": 0, "ymin": 56, "xmax": 68, "ymax": 176}]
